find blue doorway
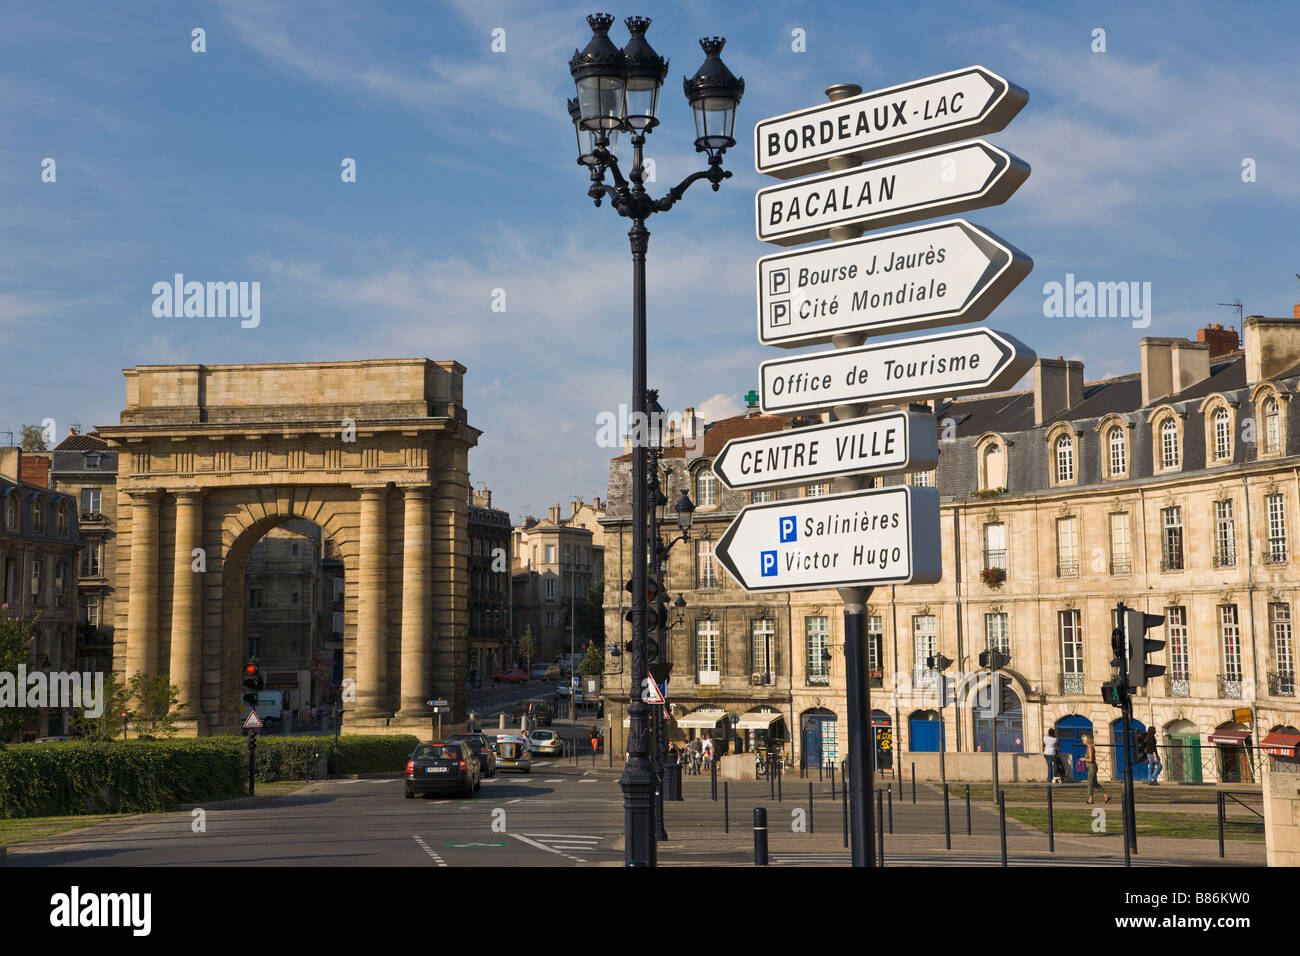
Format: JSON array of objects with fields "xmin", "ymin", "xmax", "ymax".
[
  {"xmin": 802, "ymin": 709, "xmax": 839, "ymax": 770},
  {"xmin": 1055, "ymin": 715, "xmax": 1093, "ymax": 781},
  {"xmin": 909, "ymin": 710, "xmax": 945, "ymax": 752},
  {"xmin": 1111, "ymin": 717, "xmax": 1148, "ymax": 782}
]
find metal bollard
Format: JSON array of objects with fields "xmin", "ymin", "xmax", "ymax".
[
  {"xmin": 965, "ymin": 784, "xmax": 972, "ymax": 835},
  {"xmin": 876, "ymin": 788, "xmax": 885, "ymax": 867},
  {"xmin": 887, "ymin": 783, "xmax": 893, "ymax": 834},
  {"xmin": 1217, "ymin": 791, "xmax": 1225, "ymax": 859},
  {"xmin": 808, "ymin": 783, "xmax": 814, "ymax": 834},
  {"xmin": 724, "ymin": 781, "xmax": 729, "ymax": 833},
  {"xmin": 711, "ymin": 754, "xmax": 717, "ymax": 801},
  {"xmin": 819, "ymin": 761, "xmax": 823, "ymax": 782},
  {"xmin": 753, "ymin": 807, "xmax": 769, "ymax": 866},
  {"xmin": 1047, "ymin": 783, "xmax": 1055, "ymax": 853},
  {"xmin": 998, "ymin": 790, "xmax": 1008, "ymax": 868},
  {"xmin": 943, "ymin": 783, "xmax": 951, "ymax": 850},
  {"xmin": 830, "ymin": 762, "xmax": 836, "ymax": 801},
  {"xmin": 842, "ymin": 784, "xmax": 849, "ymax": 848},
  {"xmin": 777, "ymin": 762, "xmax": 783, "ymax": 802},
  {"xmin": 911, "ymin": 762, "xmax": 916, "ymax": 804},
  {"xmin": 1123, "ymin": 792, "xmax": 1132, "ymax": 868},
  {"xmin": 770, "ymin": 758, "xmax": 775, "ymax": 799}
]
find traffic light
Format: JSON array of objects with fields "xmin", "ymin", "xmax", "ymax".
[
  {"xmin": 1125, "ymin": 608, "xmax": 1166, "ymax": 688},
  {"xmin": 978, "ymin": 650, "xmax": 1010, "ymax": 670},
  {"xmin": 1101, "ymin": 680, "xmax": 1127, "ymax": 709},
  {"xmin": 242, "ymin": 662, "xmax": 263, "ymax": 708},
  {"xmin": 624, "ymin": 577, "xmax": 663, "ymax": 631},
  {"xmin": 1110, "ymin": 626, "xmax": 1127, "ymax": 681}
]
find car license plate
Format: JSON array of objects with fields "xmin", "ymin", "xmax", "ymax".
[{"xmin": 427, "ymin": 767, "xmax": 447, "ymax": 773}]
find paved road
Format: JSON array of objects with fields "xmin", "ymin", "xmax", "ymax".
[{"xmin": 4, "ymin": 757, "xmax": 624, "ymax": 868}]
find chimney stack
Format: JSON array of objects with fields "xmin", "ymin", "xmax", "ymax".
[
  {"xmin": 571, "ymin": 498, "xmax": 582, "ymax": 519},
  {"xmin": 1244, "ymin": 313, "xmax": 1300, "ymax": 384},
  {"xmin": 682, "ymin": 407, "xmax": 699, "ymax": 441},
  {"xmin": 1032, "ymin": 357, "xmax": 1084, "ymax": 425},
  {"xmin": 1196, "ymin": 323, "xmax": 1239, "ymax": 357},
  {"xmin": 548, "ymin": 504, "xmax": 561, "ymax": 525}
]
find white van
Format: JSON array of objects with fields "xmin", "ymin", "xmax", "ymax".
[{"xmin": 242, "ymin": 690, "xmax": 283, "ymax": 721}]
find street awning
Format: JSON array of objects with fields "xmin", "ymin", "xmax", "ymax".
[
  {"xmin": 1208, "ymin": 729, "xmax": 1250, "ymax": 746},
  {"xmin": 1261, "ymin": 732, "xmax": 1300, "ymax": 757},
  {"xmin": 736, "ymin": 710, "xmax": 783, "ymax": 730},
  {"xmin": 676, "ymin": 707, "xmax": 727, "ymax": 729}
]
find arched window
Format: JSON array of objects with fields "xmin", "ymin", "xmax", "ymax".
[
  {"xmin": 1160, "ymin": 417, "xmax": 1180, "ymax": 469},
  {"xmin": 983, "ymin": 444, "xmax": 1006, "ymax": 490},
  {"xmin": 1263, "ymin": 397, "xmax": 1280, "ymax": 453},
  {"xmin": 1106, "ymin": 426, "xmax": 1126, "ymax": 477},
  {"xmin": 695, "ymin": 470, "xmax": 716, "ymax": 507},
  {"xmin": 1054, "ymin": 434, "xmax": 1074, "ymax": 484},
  {"xmin": 1213, "ymin": 407, "xmax": 1232, "ymax": 461}
]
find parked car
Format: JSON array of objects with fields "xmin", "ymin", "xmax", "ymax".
[
  {"xmin": 543, "ymin": 663, "xmax": 562, "ymax": 679},
  {"xmin": 405, "ymin": 740, "xmax": 481, "ymax": 798},
  {"xmin": 528, "ymin": 728, "xmax": 563, "ymax": 757},
  {"xmin": 529, "ymin": 663, "xmax": 551, "ymax": 679},
  {"xmin": 491, "ymin": 668, "xmax": 528, "ymax": 684},
  {"xmin": 494, "ymin": 734, "xmax": 532, "ymax": 773},
  {"xmin": 510, "ymin": 698, "xmax": 553, "ymax": 727},
  {"xmin": 448, "ymin": 732, "xmax": 496, "ymax": 777}
]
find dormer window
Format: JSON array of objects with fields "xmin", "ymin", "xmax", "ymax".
[
  {"xmin": 1160, "ymin": 417, "xmax": 1180, "ymax": 470},
  {"xmin": 696, "ymin": 470, "xmax": 717, "ymax": 507},
  {"xmin": 1108, "ymin": 426, "xmax": 1126, "ymax": 477},
  {"xmin": 1263, "ymin": 397, "xmax": 1280, "ymax": 453},
  {"xmin": 1055, "ymin": 435, "xmax": 1075, "ymax": 484},
  {"xmin": 1213, "ymin": 407, "xmax": 1232, "ymax": 461}
]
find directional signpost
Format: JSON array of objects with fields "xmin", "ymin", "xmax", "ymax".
[
  {"xmin": 712, "ymin": 409, "xmax": 937, "ymax": 490},
  {"xmin": 759, "ymin": 327, "xmax": 1034, "ymax": 415},
  {"xmin": 757, "ymin": 219, "xmax": 1031, "ymax": 347},
  {"xmin": 755, "ymin": 65, "xmax": 1028, "ymax": 180},
  {"xmin": 714, "ymin": 486, "xmax": 941, "ymax": 592},
  {"xmin": 756, "ymin": 140, "xmax": 1029, "ymax": 246}
]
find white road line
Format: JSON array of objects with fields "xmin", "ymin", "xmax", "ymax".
[
  {"xmin": 544, "ymin": 779, "xmax": 564, "ymax": 783},
  {"xmin": 507, "ymin": 832, "xmax": 586, "ymax": 864},
  {"xmin": 506, "ymin": 798, "xmax": 524, "ymax": 804},
  {"xmin": 578, "ymin": 779, "xmax": 598, "ymax": 783},
  {"xmin": 412, "ymin": 835, "xmax": 448, "ymax": 867},
  {"xmin": 523, "ymin": 833, "xmax": 601, "ymax": 841}
]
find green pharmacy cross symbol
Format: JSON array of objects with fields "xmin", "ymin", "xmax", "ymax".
[{"xmin": 744, "ymin": 389, "xmax": 760, "ymax": 407}]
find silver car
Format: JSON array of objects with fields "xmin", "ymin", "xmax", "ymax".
[{"xmin": 528, "ymin": 729, "xmax": 563, "ymax": 757}]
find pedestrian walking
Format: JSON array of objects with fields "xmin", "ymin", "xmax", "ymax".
[
  {"xmin": 589, "ymin": 725, "xmax": 600, "ymax": 754},
  {"xmin": 1082, "ymin": 732, "xmax": 1111, "ymax": 805},
  {"xmin": 1043, "ymin": 728, "xmax": 1060, "ymax": 783},
  {"xmin": 1142, "ymin": 727, "xmax": 1161, "ymax": 785},
  {"xmin": 688, "ymin": 736, "xmax": 702, "ymax": 774},
  {"xmin": 702, "ymin": 733, "xmax": 714, "ymax": 772}
]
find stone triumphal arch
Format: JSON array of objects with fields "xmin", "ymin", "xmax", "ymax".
[{"xmin": 97, "ymin": 359, "xmax": 479, "ymax": 736}]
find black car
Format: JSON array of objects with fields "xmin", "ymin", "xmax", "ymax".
[
  {"xmin": 509, "ymin": 699, "xmax": 553, "ymax": 727},
  {"xmin": 448, "ymin": 733, "xmax": 497, "ymax": 777},
  {"xmin": 405, "ymin": 740, "xmax": 481, "ymax": 798}
]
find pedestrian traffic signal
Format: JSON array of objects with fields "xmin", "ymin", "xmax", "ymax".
[
  {"xmin": 1101, "ymin": 680, "xmax": 1127, "ymax": 708},
  {"xmin": 1110, "ymin": 626, "xmax": 1127, "ymax": 681},
  {"xmin": 242, "ymin": 662, "xmax": 263, "ymax": 708},
  {"xmin": 978, "ymin": 650, "xmax": 1010, "ymax": 670},
  {"xmin": 1124, "ymin": 608, "xmax": 1166, "ymax": 688}
]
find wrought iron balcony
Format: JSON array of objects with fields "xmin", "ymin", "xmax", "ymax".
[
  {"xmin": 983, "ymin": 549, "xmax": 1007, "ymax": 570},
  {"xmin": 1059, "ymin": 673, "xmax": 1086, "ymax": 695},
  {"xmin": 869, "ymin": 669, "xmax": 884, "ymax": 688},
  {"xmin": 1268, "ymin": 671, "xmax": 1296, "ymax": 697},
  {"xmin": 1109, "ymin": 557, "xmax": 1132, "ymax": 575},
  {"xmin": 1056, "ymin": 562, "xmax": 1079, "ymax": 578},
  {"xmin": 1217, "ymin": 674, "xmax": 1243, "ymax": 699},
  {"xmin": 1164, "ymin": 676, "xmax": 1191, "ymax": 697},
  {"xmin": 1263, "ymin": 547, "xmax": 1288, "ymax": 566},
  {"xmin": 1160, "ymin": 553, "xmax": 1184, "ymax": 571},
  {"xmin": 1213, "ymin": 550, "xmax": 1237, "ymax": 568}
]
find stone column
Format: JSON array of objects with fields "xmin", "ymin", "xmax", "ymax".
[
  {"xmin": 397, "ymin": 486, "xmax": 433, "ymax": 718},
  {"xmin": 169, "ymin": 490, "xmax": 205, "ymax": 723},
  {"xmin": 124, "ymin": 490, "xmax": 161, "ymax": 681},
  {"xmin": 354, "ymin": 485, "xmax": 389, "ymax": 718}
]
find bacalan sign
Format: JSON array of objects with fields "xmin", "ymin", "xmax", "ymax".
[
  {"xmin": 711, "ymin": 410, "xmax": 937, "ymax": 490},
  {"xmin": 759, "ymin": 326, "xmax": 1035, "ymax": 414},
  {"xmin": 755, "ymin": 65, "xmax": 1029, "ymax": 180},
  {"xmin": 714, "ymin": 486, "xmax": 942, "ymax": 592},
  {"xmin": 756, "ymin": 140, "xmax": 1029, "ymax": 247},
  {"xmin": 756, "ymin": 219, "xmax": 1032, "ymax": 348}
]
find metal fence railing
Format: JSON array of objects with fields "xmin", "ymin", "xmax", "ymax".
[{"xmin": 1076, "ymin": 741, "xmax": 1295, "ymax": 785}]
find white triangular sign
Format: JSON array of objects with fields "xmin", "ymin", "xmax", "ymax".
[
  {"xmin": 646, "ymin": 679, "xmax": 665, "ymax": 705},
  {"xmin": 243, "ymin": 709, "xmax": 263, "ymax": 729}
]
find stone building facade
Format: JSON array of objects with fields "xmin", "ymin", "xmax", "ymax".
[
  {"xmin": 603, "ymin": 317, "xmax": 1300, "ymax": 782},
  {"xmin": 468, "ymin": 487, "xmax": 511, "ymax": 680},
  {"xmin": 0, "ymin": 447, "xmax": 81, "ymax": 738},
  {"xmin": 243, "ymin": 522, "xmax": 322, "ymax": 717},
  {"xmin": 512, "ymin": 501, "xmax": 604, "ymax": 664}
]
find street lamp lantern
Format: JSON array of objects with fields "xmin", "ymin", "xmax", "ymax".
[
  {"xmin": 621, "ymin": 16, "xmax": 668, "ymax": 131},
  {"xmin": 673, "ymin": 593, "xmax": 687, "ymax": 626},
  {"xmin": 569, "ymin": 13, "xmax": 627, "ymax": 133},
  {"xmin": 682, "ymin": 37, "xmax": 744, "ymax": 160},
  {"xmin": 568, "ymin": 96, "xmax": 611, "ymax": 166},
  {"xmin": 674, "ymin": 489, "xmax": 695, "ymax": 530}
]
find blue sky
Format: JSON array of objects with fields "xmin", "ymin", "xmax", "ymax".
[{"xmin": 4, "ymin": 0, "xmax": 1300, "ymax": 521}]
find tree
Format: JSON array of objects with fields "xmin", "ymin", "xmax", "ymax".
[
  {"xmin": 517, "ymin": 625, "xmax": 538, "ymax": 674},
  {"xmin": 70, "ymin": 671, "xmax": 132, "ymax": 741},
  {"xmin": 578, "ymin": 639, "xmax": 604, "ymax": 677},
  {"xmin": 576, "ymin": 577, "xmax": 605, "ymax": 646},
  {"xmin": 124, "ymin": 673, "xmax": 183, "ymax": 739},
  {"xmin": 20, "ymin": 423, "xmax": 49, "ymax": 452},
  {"xmin": 0, "ymin": 609, "xmax": 39, "ymax": 742}
]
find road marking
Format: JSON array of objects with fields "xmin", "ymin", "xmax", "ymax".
[
  {"xmin": 412, "ymin": 835, "xmax": 448, "ymax": 867},
  {"xmin": 579, "ymin": 779, "xmax": 597, "ymax": 784},
  {"xmin": 506, "ymin": 798, "xmax": 524, "ymax": 804},
  {"xmin": 522, "ymin": 833, "xmax": 601, "ymax": 841},
  {"xmin": 507, "ymin": 832, "xmax": 586, "ymax": 864},
  {"xmin": 545, "ymin": 779, "xmax": 564, "ymax": 783}
]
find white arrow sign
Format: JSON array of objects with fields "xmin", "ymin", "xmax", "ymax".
[
  {"xmin": 755, "ymin": 65, "xmax": 1028, "ymax": 180},
  {"xmin": 756, "ymin": 140, "xmax": 1029, "ymax": 247},
  {"xmin": 712, "ymin": 410, "xmax": 937, "ymax": 491},
  {"xmin": 715, "ymin": 486, "xmax": 941, "ymax": 592},
  {"xmin": 757, "ymin": 219, "xmax": 1032, "ymax": 348},
  {"xmin": 759, "ymin": 327, "xmax": 1035, "ymax": 415}
]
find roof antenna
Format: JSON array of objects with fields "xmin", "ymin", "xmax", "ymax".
[{"xmin": 1216, "ymin": 299, "xmax": 1242, "ymax": 326}]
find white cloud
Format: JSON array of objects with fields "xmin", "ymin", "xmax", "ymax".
[{"xmin": 696, "ymin": 393, "xmax": 744, "ymax": 422}]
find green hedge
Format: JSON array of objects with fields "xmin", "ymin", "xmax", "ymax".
[{"xmin": 0, "ymin": 734, "xmax": 419, "ymax": 818}]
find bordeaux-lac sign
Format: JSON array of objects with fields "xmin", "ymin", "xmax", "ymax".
[
  {"xmin": 755, "ymin": 140, "xmax": 1029, "ymax": 247},
  {"xmin": 711, "ymin": 410, "xmax": 938, "ymax": 491},
  {"xmin": 714, "ymin": 486, "xmax": 942, "ymax": 592},
  {"xmin": 759, "ymin": 326, "xmax": 1035, "ymax": 415},
  {"xmin": 754, "ymin": 65, "xmax": 1029, "ymax": 180},
  {"xmin": 756, "ymin": 219, "xmax": 1032, "ymax": 348}
]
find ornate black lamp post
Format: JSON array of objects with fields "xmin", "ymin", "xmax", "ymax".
[{"xmin": 569, "ymin": 12, "xmax": 741, "ymax": 867}]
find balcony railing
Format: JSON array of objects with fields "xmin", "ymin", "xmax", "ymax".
[
  {"xmin": 1055, "ymin": 562, "xmax": 1079, "ymax": 578},
  {"xmin": 1217, "ymin": 674, "xmax": 1243, "ymax": 699},
  {"xmin": 1164, "ymin": 676, "xmax": 1191, "ymax": 697},
  {"xmin": 1213, "ymin": 551, "xmax": 1237, "ymax": 568},
  {"xmin": 1263, "ymin": 547, "xmax": 1288, "ymax": 566},
  {"xmin": 1268, "ymin": 671, "xmax": 1296, "ymax": 697},
  {"xmin": 1059, "ymin": 673, "xmax": 1086, "ymax": 695},
  {"xmin": 1110, "ymin": 557, "xmax": 1132, "ymax": 575},
  {"xmin": 983, "ymin": 549, "xmax": 1007, "ymax": 570},
  {"xmin": 807, "ymin": 670, "xmax": 829, "ymax": 687},
  {"xmin": 869, "ymin": 669, "xmax": 884, "ymax": 688},
  {"xmin": 1160, "ymin": 553, "xmax": 1184, "ymax": 571}
]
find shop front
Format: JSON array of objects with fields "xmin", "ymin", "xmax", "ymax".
[
  {"xmin": 735, "ymin": 707, "xmax": 786, "ymax": 757},
  {"xmin": 872, "ymin": 710, "xmax": 893, "ymax": 776},
  {"xmin": 1209, "ymin": 724, "xmax": 1254, "ymax": 783}
]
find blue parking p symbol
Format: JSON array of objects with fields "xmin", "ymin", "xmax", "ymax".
[
  {"xmin": 779, "ymin": 516, "xmax": 797, "ymax": 542},
  {"xmin": 760, "ymin": 550, "xmax": 777, "ymax": 577}
]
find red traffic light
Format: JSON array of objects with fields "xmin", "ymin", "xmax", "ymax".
[{"xmin": 243, "ymin": 662, "xmax": 259, "ymax": 676}]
